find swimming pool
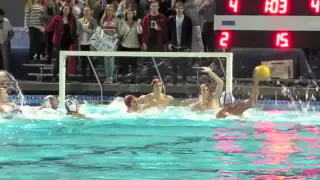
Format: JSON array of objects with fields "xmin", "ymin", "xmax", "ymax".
[{"xmin": 0, "ymin": 100, "xmax": 319, "ymax": 179}]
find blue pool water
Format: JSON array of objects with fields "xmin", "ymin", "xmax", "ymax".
[{"xmin": 0, "ymin": 101, "xmax": 319, "ymax": 179}]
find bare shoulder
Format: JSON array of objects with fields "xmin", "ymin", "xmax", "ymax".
[
  {"xmin": 139, "ymin": 93, "xmax": 151, "ymax": 99},
  {"xmin": 138, "ymin": 93, "xmax": 152, "ymax": 103},
  {"xmin": 165, "ymin": 95, "xmax": 174, "ymax": 101}
]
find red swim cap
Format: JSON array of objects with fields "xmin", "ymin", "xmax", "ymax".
[
  {"xmin": 124, "ymin": 95, "xmax": 135, "ymax": 107},
  {"xmin": 152, "ymin": 78, "xmax": 161, "ymax": 85}
]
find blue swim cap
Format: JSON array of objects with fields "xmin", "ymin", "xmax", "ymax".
[{"xmin": 220, "ymin": 91, "xmax": 235, "ymax": 105}]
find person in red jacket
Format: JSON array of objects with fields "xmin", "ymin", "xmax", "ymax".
[
  {"xmin": 41, "ymin": 4, "xmax": 77, "ymax": 82},
  {"xmin": 141, "ymin": 0, "xmax": 167, "ymax": 83}
]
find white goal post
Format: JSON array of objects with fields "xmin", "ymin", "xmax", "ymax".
[{"xmin": 58, "ymin": 51, "xmax": 233, "ymax": 108}]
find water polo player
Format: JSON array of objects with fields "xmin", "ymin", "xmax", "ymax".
[
  {"xmin": 40, "ymin": 95, "xmax": 58, "ymax": 110},
  {"xmin": 65, "ymin": 98, "xmax": 91, "ymax": 119},
  {"xmin": 137, "ymin": 78, "xmax": 173, "ymax": 108},
  {"xmin": 0, "ymin": 88, "xmax": 22, "ymax": 115},
  {"xmin": 191, "ymin": 67, "xmax": 224, "ymax": 111},
  {"xmin": 216, "ymin": 66, "xmax": 267, "ymax": 118},
  {"xmin": 125, "ymin": 95, "xmax": 163, "ymax": 113}
]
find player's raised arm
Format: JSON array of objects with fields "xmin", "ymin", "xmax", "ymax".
[
  {"xmin": 201, "ymin": 67, "xmax": 224, "ymax": 108},
  {"xmin": 234, "ymin": 65, "xmax": 268, "ymax": 113}
]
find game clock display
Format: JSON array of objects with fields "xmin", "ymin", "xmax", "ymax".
[
  {"xmin": 216, "ymin": 31, "xmax": 320, "ymax": 48},
  {"xmin": 215, "ymin": 0, "xmax": 320, "ymax": 48},
  {"xmin": 216, "ymin": 0, "xmax": 320, "ymax": 15}
]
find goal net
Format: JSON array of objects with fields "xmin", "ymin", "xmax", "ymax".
[{"xmin": 58, "ymin": 51, "xmax": 233, "ymax": 106}]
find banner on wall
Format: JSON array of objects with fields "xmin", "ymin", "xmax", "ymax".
[
  {"xmin": 89, "ymin": 27, "xmax": 118, "ymax": 52},
  {"xmin": 262, "ymin": 59, "xmax": 294, "ymax": 79},
  {"xmin": 191, "ymin": 26, "xmax": 204, "ymax": 52}
]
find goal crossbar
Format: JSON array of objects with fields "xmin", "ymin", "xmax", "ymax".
[{"xmin": 58, "ymin": 51, "xmax": 233, "ymax": 109}]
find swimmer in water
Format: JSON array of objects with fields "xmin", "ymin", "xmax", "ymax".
[
  {"xmin": 0, "ymin": 88, "xmax": 21, "ymax": 113},
  {"xmin": 40, "ymin": 95, "xmax": 59, "ymax": 110},
  {"xmin": 125, "ymin": 95, "xmax": 163, "ymax": 113},
  {"xmin": 137, "ymin": 78, "xmax": 173, "ymax": 108},
  {"xmin": 191, "ymin": 67, "xmax": 224, "ymax": 111},
  {"xmin": 65, "ymin": 98, "xmax": 91, "ymax": 119},
  {"xmin": 216, "ymin": 71, "xmax": 260, "ymax": 119}
]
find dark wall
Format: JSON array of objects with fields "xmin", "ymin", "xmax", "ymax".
[{"xmin": 0, "ymin": 0, "xmax": 26, "ymax": 27}]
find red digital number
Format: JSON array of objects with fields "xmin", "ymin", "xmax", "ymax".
[
  {"xmin": 219, "ymin": 32, "xmax": 231, "ymax": 48},
  {"xmin": 310, "ymin": 0, "xmax": 320, "ymax": 13},
  {"xmin": 228, "ymin": 0, "xmax": 239, "ymax": 13},
  {"xmin": 275, "ymin": 32, "xmax": 289, "ymax": 48},
  {"xmin": 264, "ymin": 0, "xmax": 288, "ymax": 14}
]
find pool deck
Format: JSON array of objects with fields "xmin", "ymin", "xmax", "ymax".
[{"xmin": 17, "ymin": 80, "xmax": 318, "ymax": 97}]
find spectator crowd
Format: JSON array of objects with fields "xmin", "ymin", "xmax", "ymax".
[{"xmin": 0, "ymin": 0, "xmax": 216, "ymax": 84}]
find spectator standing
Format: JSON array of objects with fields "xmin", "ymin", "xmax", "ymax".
[
  {"xmin": 198, "ymin": 0, "xmax": 215, "ymax": 52},
  {"xmin": 141, "ymin": 0, "xmax": 167, "ymax": 52},
  {"xmin": 78, "ymin": 6, "xmax": 98, "ymax": 80},
  {"xmin": 86, "ymin": 0, "xmax": 99, "ymax": 10},
  {"xmin": 64, "ymin": 0, "xmax": 82, "ymax": 75},
  {"xmin": 184, "ymin": 0, "xmax": 201, "ymax": 25},
  {"xmin": 139, "ymin": 0, "xmax": 169, "ymax": 18},
  {"xmin": 141, "ymin": 0, "xmax": 167, "ymax": 82},
  {"xmin": 92, "ymin": 0, "xmax": 103, "ymax": 24},
  {"xmin": 41, "ymin": 4, "xmax": 78, "ymax": 82},
  {"xmin": 167, "ymin": 1, "xmax": 192, "ymax": 84},
  {"xmin": 43, "ymin": 0, "xmax": 61, "ymax": 64},
  {"xmin": 0, "ymin": 9, "xmax": 14, "ymax": 71},
  {"xmin": 25, "ymin": 0, "xmax": 45, "ymax": 63},
  {"xmin": 116, "ymin": 0, "xmax": 137, "ymax": 19},
  {"xmin": 65, "ymin": 0, "xmax": 82, "ymax": 19},
  {"xmin": 112, "ymin": 0, "xmax": 120, "ymax": 12},
  {"xmin": 101, "ymin": 5, "xmax": 120, "ymax": 84},
  {"xmin": 118, "ymin": 9, "xmax": 142, "ymax": 83}
]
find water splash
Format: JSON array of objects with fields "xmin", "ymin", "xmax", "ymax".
[{"xmin": 0, "ymin": 70, "xmax": 25, "ymax": 106}]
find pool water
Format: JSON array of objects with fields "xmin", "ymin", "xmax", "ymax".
[{"xmin": 0, "ymin": 102, "xmax": 319, "ymax": 180}]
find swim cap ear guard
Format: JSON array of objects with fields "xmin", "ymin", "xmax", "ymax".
[
  {"xmin": 65, "ymin": 98, "xmax": 77, "ymax": 112},
  {"xmin": 124, "ymin": 95, "xmax": 134, "ymax": 108},
  {"xmin": 220, "ymin": 91, "xmax": 235, "ymax": 106},
  {"xmin": 43, "ymin": 95, "xmax": 54, "ymax": 108}
]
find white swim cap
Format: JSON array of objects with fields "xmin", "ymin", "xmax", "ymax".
[
  {"xmin": 220, "ymin": 91, "xmax": 235, "ymax": 105},
  {"xmin": 65, "ymin": 98, "xmax": 77, "ymax": 112},
  {"xmin": 43, "ymin": 95, "xmax": 55, "ymax": 108}
]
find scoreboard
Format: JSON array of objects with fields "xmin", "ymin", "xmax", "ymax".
[{"xmin": 214, "ymin": 0, "xmax": 320, "ymax": 48}]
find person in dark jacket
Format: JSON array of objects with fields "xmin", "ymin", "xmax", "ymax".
[
  {"xmin": 0, "ymin": 9, "xmax": 14, "ymax": 72},
  {"xmin": 41, "ymin": 4, "xmax": 77, "ymax": 82},
  {"xmin": 43, "ymin": 0, "xmax": 61, "ymax": 64},
  {"xmin": 167, "ymin": 1, "xmax": 192, "ymax": 84},
  {"xmin": 141, "ymin": 0, "xmax": 168, "ymax": 82}
]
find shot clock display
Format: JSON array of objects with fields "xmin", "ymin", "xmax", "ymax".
[
  {"xmin": 214, "ymin": 0, "xmax": 320, "ymax": 48},
  {"xmin": 216, "ymin": 0, "xmax": 320, "ymax": 15}
]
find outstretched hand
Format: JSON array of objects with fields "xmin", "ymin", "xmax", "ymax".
[{"xmin": 201, "ymin": 67, "xmax": 212, "ymax": 73}]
